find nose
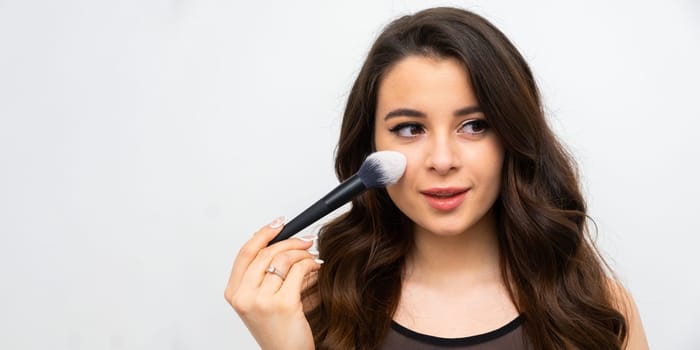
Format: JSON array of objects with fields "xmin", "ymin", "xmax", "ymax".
[{"xmin": 427, "ymin": 134, "xmax": 459, "ymax": 176}]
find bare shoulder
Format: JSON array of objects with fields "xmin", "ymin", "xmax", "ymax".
[{"xmin": 606, "ymin": 278, "xmax": 649, "ymax": 350}]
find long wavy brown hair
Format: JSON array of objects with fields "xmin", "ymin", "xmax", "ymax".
[{"xmin": 303, "ymin": 7, "xmax": 627, "ymax": 350}]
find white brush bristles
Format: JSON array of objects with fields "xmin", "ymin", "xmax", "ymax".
[{"xmin": 357, "ymin": 151, "xmax": 406, "ymax": 188}]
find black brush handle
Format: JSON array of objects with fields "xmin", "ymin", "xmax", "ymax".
[{"xmin": 267, "ymin": 174, "xmax": 366, "ymax": 245}]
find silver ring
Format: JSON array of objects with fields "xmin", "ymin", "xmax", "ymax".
[{"xmin": 265, "ymin": 265, "xmax": 286, "ymax": 280}]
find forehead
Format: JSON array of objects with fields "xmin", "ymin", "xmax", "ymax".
[{"xmin": 375, "ymin": 55, "xmax": 477, "ymax": 115}]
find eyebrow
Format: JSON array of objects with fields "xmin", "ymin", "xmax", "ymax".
[{"xmin": 383, "ymin": 106, "xmax": 482, "ymax": 121}]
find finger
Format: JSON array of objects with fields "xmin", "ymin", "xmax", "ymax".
[
  {"xmin": 239, "ymin": 237, "xmax": 314, "ymax": 290},
  {"xmin": 259, "ymin": 249, "xmax": 318, "ymax": 295},
  {"xmin": 278, "ymin": 258, "xmax": 323, "ymax": 298},
  {"xmin": 225, "ymin": 217, "xmax": 285, "ymax": 299}
]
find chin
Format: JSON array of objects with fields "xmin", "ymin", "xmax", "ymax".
[
  {"xmin": 428, "ymin": 227, "xmax": 469, "ymax": 236},
  {"xmin": 413, "ymin": 206, "xmax": 496, "ymax": 237},
  {"xmin": 415, "ymin": 217, "xmax": 477, "ymax": 237}
]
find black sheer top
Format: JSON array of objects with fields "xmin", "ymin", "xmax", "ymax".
[{"xmin": 379, "ymin": 316, "xmax": 528, "ymax": 349}]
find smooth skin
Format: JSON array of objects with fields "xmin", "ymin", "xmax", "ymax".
[{"xmin": 224, "ymin": 217, "xmax": 320, "ymax": 350}]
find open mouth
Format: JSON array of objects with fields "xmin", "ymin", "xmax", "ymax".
[{"xmin": 424, "ymin": 192, "xmax": 464, "ymax": 198}]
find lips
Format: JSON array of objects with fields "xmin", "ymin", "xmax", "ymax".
[{"xmin": 420, "ymin": 187, "xmax": 469, "ymax": 211}]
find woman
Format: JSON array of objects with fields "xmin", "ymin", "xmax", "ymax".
[{"xmin": 225, "ymin": 7, "xmax": 648, "ymax": 349}]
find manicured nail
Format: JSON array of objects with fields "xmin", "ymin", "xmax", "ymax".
[
  {"xmin": 268, "ymin": 216, "xmax": 285, "ymax": 229},
  {"xmin": 314, "ymin": 258, "xmax": 324, "ymax": 265},
  {"xmin": 298, "ymin": 234, "xmax": 318, "ymax": 242},
  {"xmin": 307, "ymin": 249, "xmax": 320, "ymax": 256}
]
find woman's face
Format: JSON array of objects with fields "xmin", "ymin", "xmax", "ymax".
[{"xmin": 374, "ymin": 55, "xmax": 504, "ymax": 237}]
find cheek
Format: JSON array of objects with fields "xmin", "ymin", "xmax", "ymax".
[
  {"xmin": 387, "ymin": 158, "xmax": 415, "ymax": 193},
  {"xmin": 467, "ymin": 140, "xmax": 504, "ymax": 185},
  {"xmin": 485, "ymin": 151, "xmax": 504, "ymax": 178},
  {"xmin": 384, "ymin": 154, "xmax": 419, "ymax": 209},
  {"xmin": 481, "ymin": 146, "xmax": 505, "ymax": 192},
  {"xmin": 479, "ymin": 136, "xmax": 504, "ymax": 165}
]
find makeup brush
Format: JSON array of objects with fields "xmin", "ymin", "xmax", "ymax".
[{"xmin": 268, "ymin": 151, "xmax": 406, "ymax": 245}]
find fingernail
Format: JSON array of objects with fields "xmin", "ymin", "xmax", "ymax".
[
  {"xmin": 298, "ymin": 234, "xmax": 318, "ymax": 242},
  {"xmin": 268, "ymin": 216, "xmax": 285, "ymax": 229},
  {"xmin": 314, "ymin": 258, "xmax": 324, "ymax": 265},
  {"xmin": 307, "ymin": 249, "xmax": 320, "ymax": 256}
]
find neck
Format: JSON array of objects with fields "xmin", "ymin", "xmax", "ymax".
[{"xmin": 405, "ymin": 209, "xmax": 502, "ymax": 286}]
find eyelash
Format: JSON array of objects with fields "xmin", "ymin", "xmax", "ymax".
[
  {"xmin": 388, "ymin": 119, "xmax": 489, "ymax": 138},
  {"xmin": 388, "ymin": 122, "xmax": 425, "ymax": 137}
]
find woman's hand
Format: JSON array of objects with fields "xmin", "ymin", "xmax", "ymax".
[{"xmin": 224, "ymin": 217, "xmax": 322, "ymax": 350}]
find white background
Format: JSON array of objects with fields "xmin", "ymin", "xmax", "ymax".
[{"xmin": 1, "ymin": 0, "xmax": 699, "ymax": 349}]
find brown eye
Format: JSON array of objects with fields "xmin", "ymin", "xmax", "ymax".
[
  {"xmin": 459, "ymin": 119, "xmax": 488, "ymax": 134},
  {"xmin": 389, "ymin": 123, "xmax": 425, "ymax": 137}
]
